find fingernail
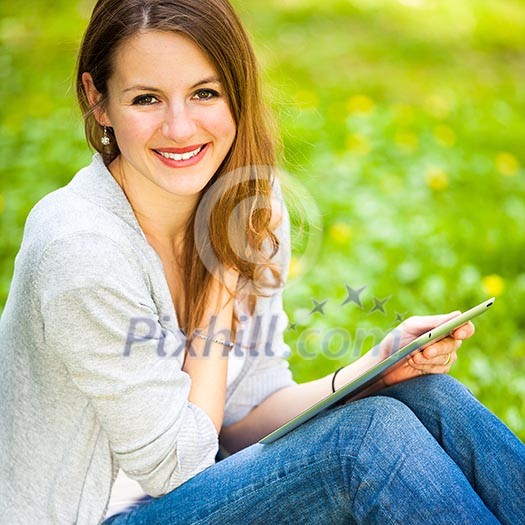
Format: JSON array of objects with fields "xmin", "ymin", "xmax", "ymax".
[{"xmin": 457, "ymin": 330, "xmax": 466, "ymax": 338}]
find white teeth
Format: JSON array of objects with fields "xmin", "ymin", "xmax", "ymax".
[{"xmin": 157, "ymin": 145, "xmax": 204, "ymax": 161}]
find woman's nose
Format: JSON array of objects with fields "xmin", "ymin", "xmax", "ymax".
[{"xmin": 161, "ymin": 103, "xmax": 198, "ymax": 143}]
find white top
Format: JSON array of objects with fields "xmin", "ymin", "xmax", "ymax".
[{"xmin": 105, "ymin": 349, "xmax": 247, "ymax": 518}]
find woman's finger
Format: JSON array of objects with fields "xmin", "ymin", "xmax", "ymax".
[
  {"xmin": 407, "ymin": 351, "xmax": 457, "ymax": 374},
  {"xmin": 408, "ymin": 339, "xmax": 460, "ymax": 371},
  {"xmin": 452, "ymin": 320, "xmax": 475, "ymax": 340},
  {"xmin": 381, "ymin": 311, "xmax": 464, "ymax": 357},
  {"xmin": 420, "ymin": 351, "xmax": 458, "ymax": 373},
  {"xmin": 421, "ymin": 337, "xmax": 462, "ymax": 360}
]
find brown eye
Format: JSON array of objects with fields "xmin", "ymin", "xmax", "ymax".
[
  {"xmin": 132, "ymin": 94, "xmax": 159, "ymax": 105},
  {"xmin": 193, "ymin": 89, "xmax": 219, "ymax": 101}
]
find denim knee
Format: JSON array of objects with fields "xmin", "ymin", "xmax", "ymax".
[
  {"xmin": 337, "ymin": 396, "xmax": 423, "ymax": 458},
  {"xmin": 328, "ymin": 397, "xmax": 434, "ymax": 502},
  {"xmin": 376, "ymin": 374, "xmax": 480, "ymax": 437},
  {"xmin": 413, "ymin": 374, "xmax": 475, "ymax": 409},
  {"xmin": 360, "ymin": 395, "xmax": 416, "ymax": 428},
  {"xmin": 417, "ymin": 373, "xmax": 465, "ymax": 395}
]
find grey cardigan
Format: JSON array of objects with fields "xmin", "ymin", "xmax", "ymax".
[{"xmin": 0, "ymin": 154, "xmax": 296, "ymax": 524}]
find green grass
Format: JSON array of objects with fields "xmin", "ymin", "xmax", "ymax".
[{"xmin": 1, "ymin": 0, "xmax": 524, "ymax": 439}]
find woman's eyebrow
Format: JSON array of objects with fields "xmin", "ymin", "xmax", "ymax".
[
  {"xmin": 191, "ymin": 76, "xmax": 221, "ymax": 88},
  {"xmin": 121, "ymin": 76, "xmax": 221, "ymax": 95},
  {"xmin": 121, "ymin": 85, "xmax": 163, "ymax": 95}
]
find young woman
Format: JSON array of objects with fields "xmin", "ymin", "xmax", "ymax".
[{"xmin": 0, "ymin": 0, "xmax": 523, "ymax": 524}]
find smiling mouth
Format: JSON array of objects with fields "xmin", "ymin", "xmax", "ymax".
[{"xmin": 154, "ymin": 144, "xmax": 207, "ymax": 162}]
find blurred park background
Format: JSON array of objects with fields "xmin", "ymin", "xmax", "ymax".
[{"xmin": 0, "ymin": 0, "xmax": 523, "ymax": 439}]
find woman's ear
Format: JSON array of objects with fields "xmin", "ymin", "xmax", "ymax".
[{"xmin": 81, "ymin": 72, "xmax": 111, "ymax": 127}]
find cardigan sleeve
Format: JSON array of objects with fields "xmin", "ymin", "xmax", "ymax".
[{"xmin": 37, "ymin": 232, "xmax": 218, "ymax": 497}]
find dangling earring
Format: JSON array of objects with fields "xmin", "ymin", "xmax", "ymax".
[{"xmin": 101, "ymin": 126, "xmax": 111, "ymax": 146}]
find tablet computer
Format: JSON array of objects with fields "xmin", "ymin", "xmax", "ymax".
[{"xmin": 259, "ymin": 297, "xmax": 495, "ymax": 444}]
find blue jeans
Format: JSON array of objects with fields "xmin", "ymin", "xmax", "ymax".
[{"xmin": 103, "ymin": 375, "xmax": 525, "ymax": 524}]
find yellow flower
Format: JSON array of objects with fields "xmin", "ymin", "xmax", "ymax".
[
  {"xmin": 347, "ymin": 95, "xmax": 375, "ymax": 115},
  {"xmin": 346, "ymin": 133, "xmax": 371, "ymax": 155},
  {"xmin": 495, "ymin": 152, "xmax": 520, "ymax": 176},
  {"xmin": 424, "ymin": 167, "xmax": 449, "ymax": 191},
  {"xmin": 424, "ymin": 93, "xmax": 452, "ymax": 119},
  {"xmin": 288, "ymin": 256, "xmax": 304, "ymax": 279},
  {"xmin": 329, "ymin": 222, "xmax": 353, "ymax": 244},
  {"xmin": 482, "ymin": 274, "xmax": 505, "ymax": 296},
  {"xmin": 294, "ymin": 90, "xmax": 319, "ymax": 109},
  {"xmin": 395, "ymin": 130, "xmax": 419, "ymax": 153},
  {"xmin": 433, "ymin": 125, "xmax": 456, "ymax": 147},
  {"xmin": 0, "ymin": 193, "xmax": 4, "ymax": 214}
]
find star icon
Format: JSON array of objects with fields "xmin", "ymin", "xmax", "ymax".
[
  {"xmin": 309, "ymin": 299, "xmax": 328, "ymax": 316},
  {"xmin": 394, "ymin": 311, "xmax": 408, "ymax": 324},
  {"xmin": 287, "ymin": 321, "xmax": 298, "ymax": 332},
  {"xmin": 368, "ymin": 295, "xmax": 392, "ymax": 316},
  {"xmin": 341, "ymin": 284, "xmax": 367, "ymax": 309}
]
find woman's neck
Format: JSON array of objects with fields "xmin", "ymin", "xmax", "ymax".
[{"xmin": 108, "ymin": 155, "xmax": 196, "ymax": 254}]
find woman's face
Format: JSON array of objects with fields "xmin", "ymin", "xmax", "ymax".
[{"xmin": 84, "ymin": 30, "xmax": 237, "ymax": 197}]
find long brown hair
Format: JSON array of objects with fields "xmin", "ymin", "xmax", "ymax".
[{"xmin": 75, "ymin": 0, "xmax": 284, "ymax": 343}]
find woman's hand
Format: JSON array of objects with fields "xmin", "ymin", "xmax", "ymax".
[{"xmin": 375, "ymin": 311, "xmax": 475, "ymax": 387}]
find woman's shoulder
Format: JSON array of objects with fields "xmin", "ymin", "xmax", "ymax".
[
  {"xmin": 24, "ymin": 157, "xmax": 141, "ymax": 260},
  {"xmin": 25, "ymin": 183, "xmax": 95, "ymax": 237},
  {"xmin": 24, "ymin": 191, "xmax": 131, "ymax": 261},
  {"xmin": 17, "ymin": 165, "xmax": 147, "ymax": 291}
]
